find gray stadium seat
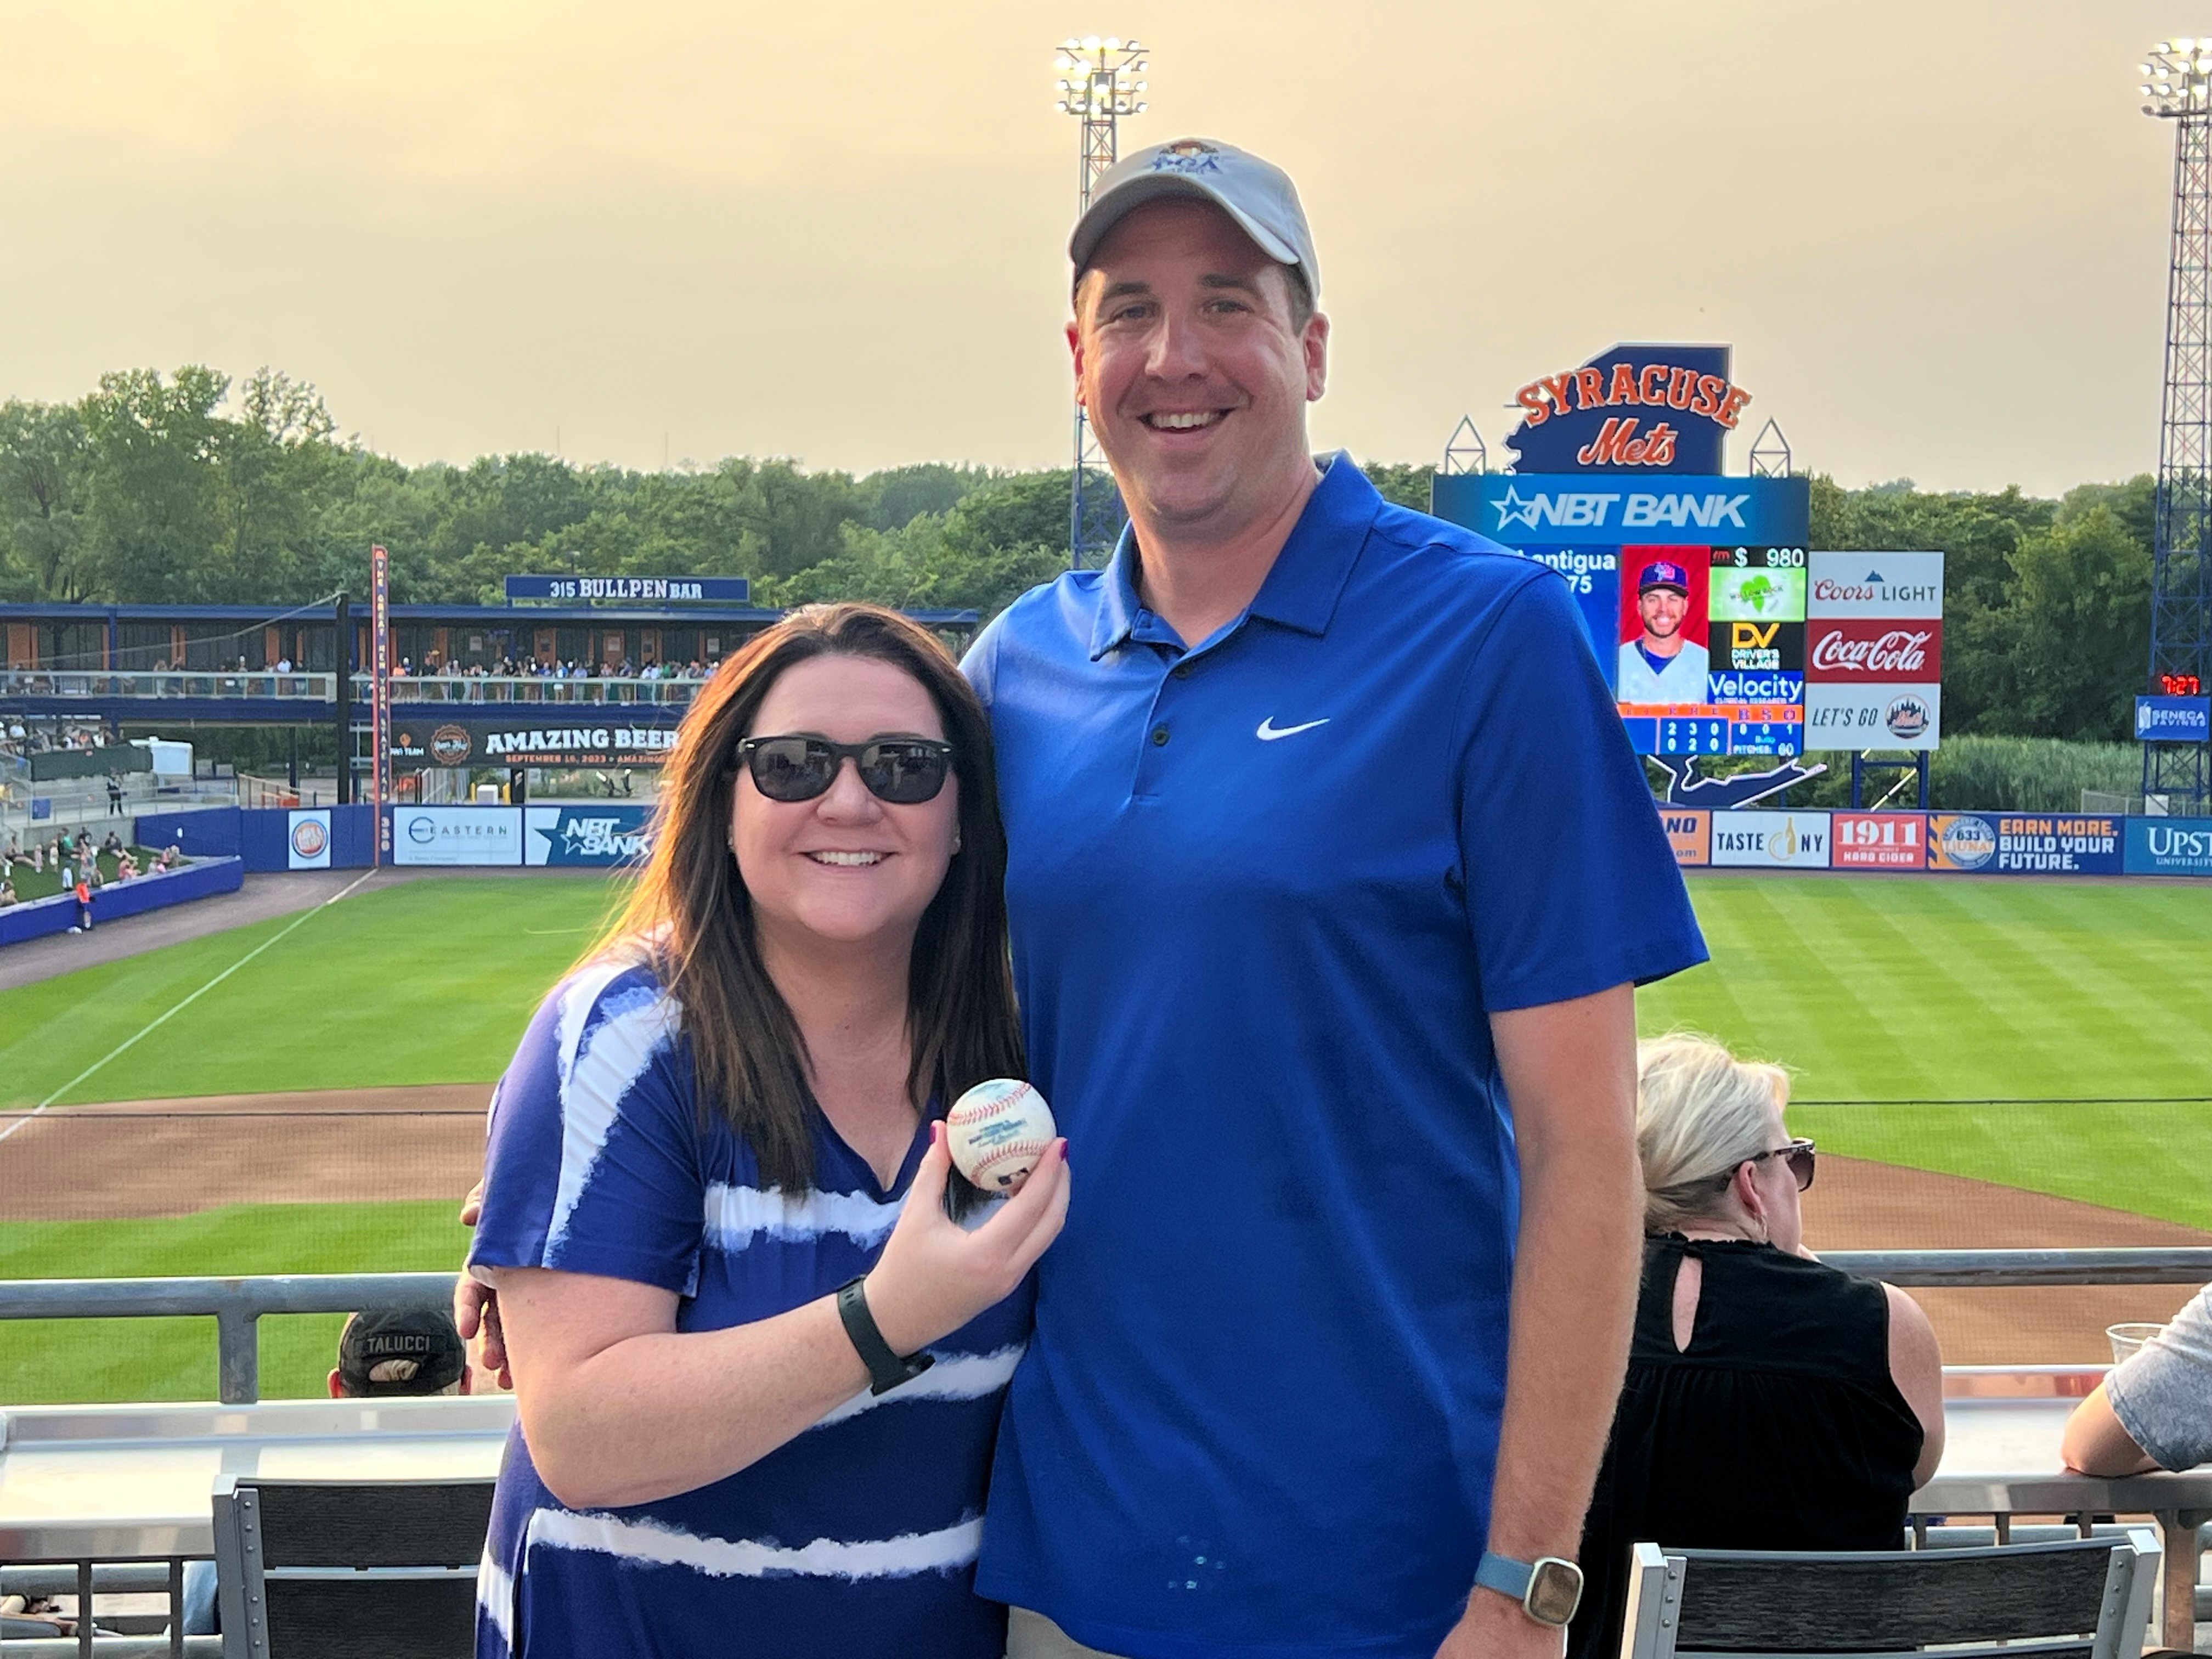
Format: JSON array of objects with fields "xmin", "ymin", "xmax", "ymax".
[
  {"xmin": 1616, "ymin": 1531, "xmax": 2160, "ymax": 1659},
  {"xmin": 211, "ymin": 1475, "xmax": 494, "ymax": 1659}
]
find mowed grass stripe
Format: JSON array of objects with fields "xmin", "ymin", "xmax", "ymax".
[
  {"xmin": 0, "ymin": 876, "xmax": 622, "ymax": 1107},
  {"xmin": 1645, "ymin": 877, "xmax": 2212, "ymax": 1104}
]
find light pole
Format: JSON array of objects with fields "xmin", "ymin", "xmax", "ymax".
[
  {"xmin": 2141, "ymin": 39, "xmax": 2212, "ymax": 808},
  {"xmin": 1056, "ymin": 36, "xmax": 1148, "ymax": 570}
]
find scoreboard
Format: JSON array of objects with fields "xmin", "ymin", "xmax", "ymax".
[
  {"xmin": 1616, "ymin": 545, "xmax": 1808, "ymax": 757},
  {"xmin": 1429, "ymin": 472, "xmax": 1945, "ymax": 756}
]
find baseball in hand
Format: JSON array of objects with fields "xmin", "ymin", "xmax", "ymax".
[{"xmin": 946, "ymin": 1079, "xmax": 1057, "ymax": 1193}]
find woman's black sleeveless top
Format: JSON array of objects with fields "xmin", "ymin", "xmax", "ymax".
[{"xmin": 1566, "ymin": 1235, "xmax": 1926, "ymax": 1659}]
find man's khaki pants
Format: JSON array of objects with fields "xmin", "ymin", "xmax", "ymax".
[{"xmin": 1005, "ymin": 1606, "xmax": 1132, "ymax": 1659}]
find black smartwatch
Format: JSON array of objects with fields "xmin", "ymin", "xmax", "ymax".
[
  {"xmin": 835, "ymin": 1276, "xmax": 935, "ymax": 1396},
  {"xmin": 1474, "ymin": 1551, "xmax": 1584, "ymax": 1627}
]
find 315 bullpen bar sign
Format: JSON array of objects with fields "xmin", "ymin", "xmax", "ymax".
[
  {"xmin": 504, "ymin": 574, "xmax": 752, "ymax": 604},
  {"xmin": 1431, "ymin": 341, "xmax": 1944, "ymax": 758}
]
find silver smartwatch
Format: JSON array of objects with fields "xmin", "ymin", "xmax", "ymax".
[{"xmin": 1474, "ymin": 1551, "xmax": 1584, "ymax": 1627}]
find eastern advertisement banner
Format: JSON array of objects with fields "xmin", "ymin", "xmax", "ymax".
[
  {"xmin": 391, "ymin": 806, "xmax": 522, "ymax": 867},
  {"xmin": 524, "ymin": 805, "xmax": 656, "ymax": 867},
  {"xmin": 1832, "ymin": 812, "xmax": 1927, "ymax": 870},
  {"xmin": 387, "ymin": 718, "xmax": 682, "ymax": 772},
  {"xmin": 1709, "ymin": 811, "xmax": 1832, "ymax": 868},
  {"xmin": 286, "ymin": 809, "xmax": 331, "ymax": 870},
  {"xmin": 1805, "ymin": 551, "xmax": 1945, "ymax": 618},
  {"xmin": 2125, "ymin": 817, "xmax": 2212, "ymax": 876},
  {"xmin": 1927, "ymin": 812, "xmax": 2121, "ymax": 874}
]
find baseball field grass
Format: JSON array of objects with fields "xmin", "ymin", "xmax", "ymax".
[
  {"xmin": 3, "ymin": 869, "xmax": 2211, "ymax": 1401},
  {"xmin": 1645, "ymin": 874, "xmax": 2212, "ymax": 1230},
  {"xmin": 0, "ymin": 874, "xmax": 624, "ymax": 1108}
]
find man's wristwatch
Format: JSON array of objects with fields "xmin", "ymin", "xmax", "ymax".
[{"xmin": 1474, "ymin": 1551, "xmax": 1584, "ymax": 1627}]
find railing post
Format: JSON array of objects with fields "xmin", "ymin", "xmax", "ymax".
[{"xmin": 216, "ymin": 1304, "xmax": 260, "ymax": 1405}]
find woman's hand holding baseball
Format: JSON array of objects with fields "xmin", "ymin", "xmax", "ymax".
[{"xmin": 864, "ymin": 1121, "xmax": 1068, "ymax": 1357}]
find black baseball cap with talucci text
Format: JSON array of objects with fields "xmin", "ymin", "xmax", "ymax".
[{"xmin": 336, "ymin": 1307, "xmax": 467, "ymax": 1396}]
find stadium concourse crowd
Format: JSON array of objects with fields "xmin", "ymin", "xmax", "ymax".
[
  {"xmin": 0, "ymin": 719, "xmax": 105, "ymax": 764},
  {"xmin": 394, "ymin": 654, "xmax": 719, "ymax": 681}
]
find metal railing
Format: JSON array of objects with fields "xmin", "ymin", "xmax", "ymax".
[
  {"xmin": 0, "ymin": 1274, "xmax": 456, "ymax": 1404},
  {"xmin": 357, "ymin": 673, "xmax": 704, "ymax": 707},
  {"xmin": 1826, "ymin": 1248, "xmax": 2212, "ymax": 1287},
  {"xmin": 0, "ymin": 671, "xmax": 337, "ymax": 702},
  {"xmin": 2, "ymin": 1251, "xmax": 2209, "ymax": 1407}
]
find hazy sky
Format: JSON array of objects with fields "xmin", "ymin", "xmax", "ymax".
[{"xmin": 0, "ymin": 2, "xmax": 2193, "ymax": 494}]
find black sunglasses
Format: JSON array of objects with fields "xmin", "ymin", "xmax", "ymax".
[
  {"xmin": 1746, "ymin": 1137, "xmax": 1816, "ymax": 1193},
  {"xmin": 733, "ymin": 735, "xmax": 955, "ymax": 805}
]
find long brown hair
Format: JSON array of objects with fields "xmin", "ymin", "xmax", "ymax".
[{"xmin": 588, "ymin": 602, "xmax": 1023, "ymax": 1194}]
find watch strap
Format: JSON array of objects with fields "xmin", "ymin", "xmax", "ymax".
[
  {"xmin": 1474, "ymin": 1551, "xmax": 1534, "ymax": 1602},
  {"xmin": 835, "ymin": 1276, "xmax": 935, "ymax": 1397}
]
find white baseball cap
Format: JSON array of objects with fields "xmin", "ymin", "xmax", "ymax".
[{"xmin": 1069, "ymin": 137, "xmax": 1319, "ymax": 302}]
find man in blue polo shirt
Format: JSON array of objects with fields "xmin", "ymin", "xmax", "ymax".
[{"xmin": 965, "ymin": 139, "xmax": 1707, "ymax": 1658}]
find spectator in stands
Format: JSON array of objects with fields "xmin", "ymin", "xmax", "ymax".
[
  {"xmin": 464, "ymin": 603, "xmax": 1062, "ymax": 1657},
  {"xmin": 105, "ymin": 772, "xmax": 124, "ymax": 815},
  {"xmin": 0, "ymin": 878, "xmax": 16, "ymax": 907},
  {"xmin": 100, "ymin": 831, "xmax": 121, "ymax": 855},
  {"xmin": 182, "ymin": 1310, "xmax": 474, "ymax": 1635},
  {"xmin": 1566, "ymin": 1035, "xmax": 1944, "ymax": 1659},
  {"xmin": 2062, "ymin": 1285, "xmax": 2212, "ymax": 1474},
  {"xmin": 70, "ymin": 872, "xmax": 92, "ymax": 933}
]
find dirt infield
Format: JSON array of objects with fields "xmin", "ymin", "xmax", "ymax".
[
  {"xmin": 0, "ymin": 1086, "xmax": 490, "ymax": 1222},
  {"xmin": 1804, "ymin": 1155, "xmax": 2210, "ymax": 1363},
  {"xmin": 8, "ymin": 1090, "xmax": 2203, "ymax": 1363}
]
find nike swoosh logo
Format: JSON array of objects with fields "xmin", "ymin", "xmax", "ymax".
[{"xmin": 1256, "ymin": 717, "xmax": 1330, "ymax": 742}]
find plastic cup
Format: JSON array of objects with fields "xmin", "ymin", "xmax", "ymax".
[{"xmin": 2108, "ymin": 1322, "xmax": 2165, "ymax": 1367}]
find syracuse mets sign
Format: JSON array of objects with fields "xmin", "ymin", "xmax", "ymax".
[
  {"xmin": 1430, "ymin": 475, "xmax": 1811, "ymax": 548},
  {"xmin": 1505, "ymin": 343, "xmax": 1746, "ymax": 474}
]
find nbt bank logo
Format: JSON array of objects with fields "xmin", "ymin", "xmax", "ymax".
[{"xmin": 1491, "ymin": 486, "xmax": 1751, "ymax": 533}]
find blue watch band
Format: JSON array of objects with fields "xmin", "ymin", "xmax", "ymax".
[{"xmin": 1474, "ymin": 1551, "xmax": 1533, "ymax": 1601}]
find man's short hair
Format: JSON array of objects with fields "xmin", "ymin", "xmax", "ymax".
[{"xmin": 335, "ymin": 1308, "xmax": 468, "ymax": 1396}]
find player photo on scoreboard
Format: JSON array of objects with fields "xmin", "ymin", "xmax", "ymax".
[{"xmin": 1615, "ymin": 549, "xmax": 1711, "ymax": 704}]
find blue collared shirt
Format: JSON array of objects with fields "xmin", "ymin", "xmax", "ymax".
[{"xmin": 963, "ymin": 456, "xmax": 1706, "ymax": 1659}]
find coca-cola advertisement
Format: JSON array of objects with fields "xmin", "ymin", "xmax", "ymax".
[{"xmin": 1805, "ymin": 618, "xmax": 1943, "ymax": 683}]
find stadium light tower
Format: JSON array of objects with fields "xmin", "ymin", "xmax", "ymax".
[
  {"xmin": 1056, "ymin": 35, "xmax": 1148, "ymax": 570},
  {"xmin": 2141, "ymin": 38, "xmax": 2212, "ymax": 808}
]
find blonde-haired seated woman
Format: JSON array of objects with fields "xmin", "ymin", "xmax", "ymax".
[{"xmin": 1566, "ymin": 1035, "xmax": 1946, "ymax": 1659}]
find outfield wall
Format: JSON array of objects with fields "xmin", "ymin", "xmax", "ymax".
[
  {"xmin": 1664, "ymin": 809, "xmax": 2212, "ymax": 875},
  {"xmin": 0, "ymin": 855, "xmax": 245, "ymax": 945}
]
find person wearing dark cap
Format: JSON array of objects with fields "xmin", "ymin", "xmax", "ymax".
[
  {"xmin": 960, "ymin": 137, "xmax": 1706, "ymax": 1658},
  {"xmin": 332, "ymin": 1307, "xmax": 473, "ymax": 1398},
  {"xmin": 1615, "ymin": 559, "xmax": 1710, "ymax": 703},
  {"xmin": 182, "ymin": 1309, "xmax": 475, "ymax": 1635}
]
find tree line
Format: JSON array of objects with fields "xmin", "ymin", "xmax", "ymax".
[{"xmin": 0, "ymin": 366, "xmax": 2155, "ymax": 742}]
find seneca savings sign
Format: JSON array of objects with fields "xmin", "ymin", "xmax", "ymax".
[{"xmin": 1710, "ymin": 811, "xmax": 1832, "ymax": 868}]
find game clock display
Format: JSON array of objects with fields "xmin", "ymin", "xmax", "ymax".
[{"xmin": 1610, "ymin": 546, "xmax": 1807, "ymax": 756}]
